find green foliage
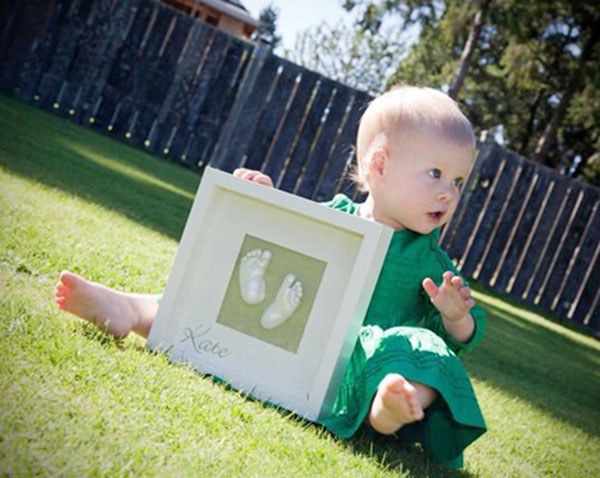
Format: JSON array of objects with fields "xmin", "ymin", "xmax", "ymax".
[
  {"xmin": 253, "ymin": 4, "xmax": 281, "ymax": 49},
  {"xmin": 381, "ymin": 0, "xmax": 600, "ymax": 174},
  {"xmin": 283, "ymin": 20, "xmax": 404, "ymax": 95},
  {"xmin": 305, "ymin": 1, "xmax": 600, "ymax": 181}
]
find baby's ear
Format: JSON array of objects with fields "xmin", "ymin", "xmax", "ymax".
[{"xmin": 369, "ymin": 149, "xmax": 387, "ymax": 178}]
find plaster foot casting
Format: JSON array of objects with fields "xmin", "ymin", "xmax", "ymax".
[
  {"xmin": 260, "ymin": 274, "xmax": 303, "ymax": 329},
  {"xmin": 239, "ymin": 248, "xmax": 272, "ymax": 305}
]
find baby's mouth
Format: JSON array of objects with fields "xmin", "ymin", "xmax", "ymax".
[{"xmin": 427, "ymin": 211, "xmax": 445, "ymax": 221}]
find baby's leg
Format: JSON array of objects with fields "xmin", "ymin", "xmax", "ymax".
[
  {"xmin": 367, "ymin": 373, "xmax": 438, "ymax": 435},
  {"xmin": 54, "ymin": 271, "xmax": 158, "ymax": 338}
]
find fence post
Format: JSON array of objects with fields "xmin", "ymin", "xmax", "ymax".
[{"xmin": 209, "ymin": 44, "xmax": 270, "ymax": 172}]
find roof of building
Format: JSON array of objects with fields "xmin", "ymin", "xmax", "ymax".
[
  {"xmin": 222, "ymin": 0, "xmax": 248, "ymax": 11},
  {"xmin": 200, "ymin": 0, "xmax": 259, "ymax": 27}
]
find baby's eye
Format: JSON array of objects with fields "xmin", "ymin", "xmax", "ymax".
[
  {"xmin": 453, "ymin": 178, "xmax": 464, "ymax": 189},
  {"xmin": 428, "ymin": 169, "xmax": 441, "ymax": 179}
]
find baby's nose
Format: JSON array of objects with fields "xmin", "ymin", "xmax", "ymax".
[
  {"xmin": 437, "ymin": 185, "xmax": 456, "ymax": 202},
  {"xmin": 437, "ymin": 188, "xmax": 450, "ymax": 201}
]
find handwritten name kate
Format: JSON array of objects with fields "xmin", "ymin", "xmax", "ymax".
[{"xmin": 180, "ymin": 324, "xmax": 231, "ymax": 358}]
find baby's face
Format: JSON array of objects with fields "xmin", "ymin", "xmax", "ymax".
[{"xmin": 373, "ymin": 131, "xmax": 474, "ymax": 233}]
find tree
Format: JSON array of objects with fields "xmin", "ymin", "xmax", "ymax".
[
  {"xmin": 447, "ymin": 0, "xmax": 492, "ymax": 99},
  {"xmin": 346, "ymin": 0, "xmax": 600, "ymax": 173},
  {"xmin": 534, "ymin": 14, "xmax": 600, "ymax": 164},
  {"xmin": 343, "ymin": 0, "xmax": 493, "ymax": 99},
  {"xmin": 283, "ymin": 1, "xmax": 599, "ymax": 179},
  {"xmin": 284, "ymin": 20, "xmax": 405, "ymax": 95},
  {"xmin": 253, "ymin": 4, "xmax": 281, "ymax": 49}
]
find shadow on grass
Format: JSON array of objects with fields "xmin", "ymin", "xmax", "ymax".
[
  {"xmin": 465, "ymin": 295, "xmax": 600, "ymax": 439},
  {"xmin": 346, "ymin": 430, "xmax": 474, "ymax": 478},
  {"xmin": 255, "ymin": 398, "xmax": 475, "ymax": 478},
  {"xmin": 0, "ymin": 93, "xmax": 199, "ymax": 241}
]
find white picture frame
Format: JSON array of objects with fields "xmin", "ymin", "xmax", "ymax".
[{"xmin": 147, "ymin": 167, "xmax": 392, "ymax": 421}]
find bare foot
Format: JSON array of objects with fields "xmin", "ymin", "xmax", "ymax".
[
  {"xmin": 367, "ymin": 374, "xmax": 425, "ymax": 434},
  {"xmin": 54, "ymin": 271, "xmax": 157, "ymax": 338}
]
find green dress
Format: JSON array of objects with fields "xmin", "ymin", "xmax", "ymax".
[{"xmin": 319, "ymin": 194, "xmax": 487, "ymax": 468}]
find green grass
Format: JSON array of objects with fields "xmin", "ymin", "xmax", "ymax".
[{"xmin": 1, "ymin": 93, "xmax": 599, "ymax": 477}]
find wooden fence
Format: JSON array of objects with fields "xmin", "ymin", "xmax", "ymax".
[
  {"xmin": 441, "ymin": 141, "xmax": 600, "ymax": 333},
  {"xmin": 0, "ymin": 0, "xmax": 369, "ymax": 202},
  {"xmin": 1, "ymin": 0, "xmax": 598, "ymax": 334}
]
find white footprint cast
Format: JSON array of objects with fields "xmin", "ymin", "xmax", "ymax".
[
  {"xmin": 239, "ymin": 249, "xmax": 272, "ymax": 305},
  {"xmin": 261, "ymin": 274, "xmax": 303, "ymax": 330}
]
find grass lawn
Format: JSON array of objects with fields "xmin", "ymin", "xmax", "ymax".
[{"xmin": 1, "ymin": 93, "xmax": 599, "ymax": 477}]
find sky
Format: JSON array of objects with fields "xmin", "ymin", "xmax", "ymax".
[{"xmin": 240, "ymin": 0, "xmax": 351, "ymax": 51}]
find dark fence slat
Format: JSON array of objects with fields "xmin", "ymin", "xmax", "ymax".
[
  {"xmin": 152, "ymin": 21, "xmax": 211, "ymax": 154},
  {"xmin": 451, "ymin": 144, "xmax": 505, "ymax": 274},
  {"xmin": 477, "ymin": 154, "xmax": 537, "ymax": 288},
  {"xmin": 539, "ymin": 187, "xmax": 598, "ymax": 316},
  {"xmin": 188, "ymin": 39, "xmax": 253, "ymax": 168},
  {"xmin": 570, "ymin": 251, "xmax": 600, "ymax": 328},
  {"xmin": 512, "ymin": 176, "xmax": 570, "ymax": 304},
  {"xmin": 295, "ymin": 85, "xmax": 355, "ymax": 199},
  {"xmin": 243, "ymin": 61, "xmax": 303, "ymax": 172},
  {"xmin": 209, "ymin": 45, "xmax": 269, "ymax": 171},
  {"xmin": 262, "ymin": 69, "xmax": 320, "ymax": 185},
  {"xmin": 583, "ymin": 284, "xmax": 600, "ymax": 332},
  {"xmin": 77, "ymin": 1, "xmax": 137, "ymax": 126},
  {"xmin": 128, "ymin": 12, "xmax": 187, "ymax": 147},
  {"xmin": 55, "ymin": 1, "xmax": 115, "ymax": 118},
  {"xmin": 14, "ymin": 0, "xmax": 72, "ymax": 100},
  {"xmin": 0, "ymin": 1, "xmax": 20, "ymax": 56},
  {"xmin": 496, "ymin": 168, "xmax": 553, "ymax": 294},
  {"xmin": 278, "ymin": 79, "xmax": 336, "ymax": 193},
  {"xmin": 37, "ymin": 0, "xmax": 93, "ymax": 110},
  {"xmin": 526, "ymin": 184, "xmax": 580, "ymax": 309},
  {"xmin": 211, "ymin": 52, "xmax": 281, "ymax": 172},
  {"xmin": 556, "ymin": 196, "xmax": 600, "ymax": 324},
  {"xmin": 0, "ymin": 1, "xmax": 54, "ymax": 91},
  {"xmin": 113, "ymin": 3, "xmax": 174, "ymax": 140},
  {"xmin": 93, "ymin": 0, "xmax": 155, "ymax": 129},
  {"xmin": 181, "ymin": 30, "xmax": 231, "ymax": 129},
  {"xmin": 111, "ymin": 2, "xmax": 166, "ymax": 137},
  {"xmin": 9, "ymin": 0, "xmax": 72, "ymax": 101},
  {"xmin": 64, "ymin": 1, "xmax": 133, "ymax": 123},
  {"xmin": 312, "ymin": 91, "xmax": 372, "ymax": 202},
  {"xmin": 509, "ymin": 173, "xmax": 569, "ymax": 301},
  {"xmin": 461, "ymin": 153, "xmax": 520, "ymax": 279},
  {"xmin": 442, "ymin": 142, "xmax": 500, "ymax": 260}
]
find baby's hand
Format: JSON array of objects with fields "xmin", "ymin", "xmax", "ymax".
[
  {"xmin": 422, "ymin": 271, "xmax": 475, "ymax": 322},
  {"xmin": 233, "ymin": 168, "xmax": 274, "ymax": 187}
]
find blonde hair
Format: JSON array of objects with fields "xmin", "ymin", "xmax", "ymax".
[{"xmin": 352, "ymin": 85, "xmax": 475, "ymax": 192}]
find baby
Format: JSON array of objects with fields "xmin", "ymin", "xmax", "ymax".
[{"xmin": 55, "ymin": 85, "xmax": 486, "ymax": 468}]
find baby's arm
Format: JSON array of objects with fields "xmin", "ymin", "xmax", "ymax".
[
  {"xmin": 422, "ymin": 271, "xmax": 475, "ymax": 343},
  {"xmin": 233, "ymin": 168, "xmax": 274, "ymax": 187}
]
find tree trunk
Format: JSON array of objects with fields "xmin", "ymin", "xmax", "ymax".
[
  {"xmin": 519, "ymin": 89, "xmax": 545, "ymax": 156},
  {"xmin": 534, "ymin": 16, "xmax": 600, "ymax": 165},
  {"xmin": 448, "ymin": 0, "xmax": 492, "ymax": 99}
]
